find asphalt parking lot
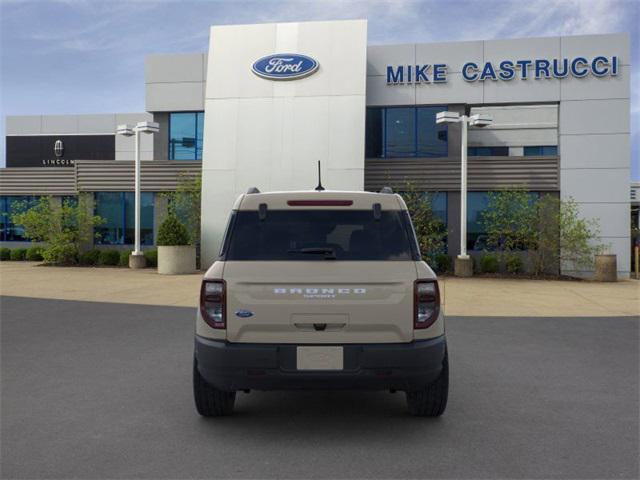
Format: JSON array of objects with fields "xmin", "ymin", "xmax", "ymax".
[{"xmin": 1, "ymin": 296, "xmax": 638, "ymax": 479}]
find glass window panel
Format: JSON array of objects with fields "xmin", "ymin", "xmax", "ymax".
[
  {"xmin": 196, "ymin": 112, "xmax": 205, "ymax": 160},
  {"xmin": 417, "ymin": 107, "xmax": 448, "ymax": 157},
  {"xmin": 467, "ymin": 192, "xmax": 490, "ymax": 252},
  {"xmin": 124, "ymin": 192, "xmax": 154, "ymax": 245},
  {"xmin": 430, "ymin": 192, "xmax": 447, "ymax": 225},
  {"xmin": 541, "ymin": 146, "xmax": 558, "ymax": 156},
  {"xmin": 169, "ymin": 113, "xmax": 197, "ymax": 160},
  {"xmin": 385, "ymin": 108, "xmax": 415, "ymax": 157},
  {"xmin": 5, "ymin": 196, "xmax": 37, "ymax": 242},
  {"xmin": 95, "ymin": 192, "xmax": 124, "ymax": 245},
  {"xmin": 365, "ymin": 108, "xmax": 383, "ymax": 158},
  {"xmin": 523, "ymin": 146, "xmax": 542, "ymax": 156}
]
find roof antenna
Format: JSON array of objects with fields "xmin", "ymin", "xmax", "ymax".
[{"xmin": 315, "ymin": 160, "xmax": 325, "ymax": 191}]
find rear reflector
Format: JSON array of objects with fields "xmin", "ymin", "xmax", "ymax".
[{"xmin": 287, "ymin": 200, "xmax": 353, "ymax": 206}]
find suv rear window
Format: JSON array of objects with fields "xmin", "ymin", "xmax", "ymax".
[{"xmin": 223, "ymin": 210, "xmax": 419, "ymax": 261}]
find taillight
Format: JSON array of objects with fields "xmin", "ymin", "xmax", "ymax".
[
  {"xmin": 200, "ymin": 280, "xmax": 226, "ymax": 329},
  {"xmin": 414, "ymin": 280, "xmax": 440, "ymax": 329}
]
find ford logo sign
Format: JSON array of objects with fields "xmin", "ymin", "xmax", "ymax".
[
  {"xmin": 252, "ymin": 53, "xmax": 319, "ymax": 81},
  {"xmin": 235, "ymin": 310, "xmax": 254, "ymax": 318}
]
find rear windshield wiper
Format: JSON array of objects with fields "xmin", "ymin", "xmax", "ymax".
[{"xmin": 287, "ymin": 247, "xmax": 337, "ymax": 260}]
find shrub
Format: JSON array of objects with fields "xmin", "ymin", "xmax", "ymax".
[
  {"xmin": 11, "ymin": 195, "xmax": 104, "ymax": 265},
  {"xmin": 157, "ymin": 214, "xmax": 190, "ymax": 246},
  {"xmin": 79, "ymin": 249, "xmax": 101, "ymax": 266},
  {"xmin": 43, "ymin": 244, "xmax": 78, "ymax": 265},
  {"xmin": 10, "ymin": 248, "xmax": 27, "ymax": 261},
  {"xmin": 505, "ymin": 254, "xmax": 524, "ymax": 274},
  {"xmin": 163, "ymin": 174, "xmax": 202, "ymax": 245},
  {"xmin": 144, "ymin": 249, "xmax": 158, "ymax": 268},
  {"xmin": 99, "ymin": 250, "xmax": 121, "ymax": 266},
  {"xmin": 400, "ymin": 185, "xmax": 447, "ymax": 264},
  {"xmin": 119, "ymin": 251, "xmax": 130, "ymax": 267},
  {"xmin": 479, "ymin": 254, "xmax": 499, "ymax": 273},
  {"xmin": 434, "ymin": 253, "xmax": 452, "ymax": 274},
  {"xmin": 0, "ymin": 248, "xmax": 10, "ymax": 261},
  {"xmin": 26, "ymin": 246, "xmax": 44, "ymax": 261}
]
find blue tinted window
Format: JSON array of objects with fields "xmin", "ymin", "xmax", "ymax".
[
  {"xmin": 95, "ymin": 192, "xmax": 154, "ymax": 245},
  {"xmin": 468, "ymin": 146, "xmax": 509, "ymax": 156},
  {"xmin": 365, "ymin": 106, "xmax": 448, "ymax": 158},
  {"xmin": 417, "ymin": 107, "xmax": 448, "ymax": 157},
  {"xmin": 524, "ymin": 145, "xmax": 557, "ymax": 156},
  {"xmin": 169, "ymin": 112, "xmax": 204, "ymax": 160},
  {"xmin": 0, "ymin": 196, "xmax": 39, "ymax": 242},
  {"xmin": 386, "ymin": 108, "xmax": 415, "ymax": 157},
  {"xmin": 467, "ymin": 192, "xmax": 490, "ymax": 252},
  {"xmin": 430, "ymin": 192, "xmax": 447, "ymax": 225}
]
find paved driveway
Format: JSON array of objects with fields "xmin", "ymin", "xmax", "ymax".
[{"xmin": 1, "ymin": 296, "xmax": 638, "ymax": 479}]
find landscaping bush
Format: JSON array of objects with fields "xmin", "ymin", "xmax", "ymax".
[
  {"xmin": 505, "ymin": 254, "xmax": 524, "ymax": 274},
  {"xmin": 144, "ymin": 249, "xmax": 158, "ymax": 268},
  {"xmin": 434, "ymin": 253, "xmax": 452, "ymax": 274},
  {"xmin": 43, "ymin": 244, "xmax": 78, "ymax": 265},
  {"xmin": 99, "ymin": 249, "xmax": 121, "ymax": 266},
  {"xmin": 79, "ymin": 249, "xmax": 101, "ymax": 266},
  {"xmin": 11, "ymin": 195, "xmax": 103, "ymax": 265},
  {"xmin": 400, "ymin": 185, "xmax": 447, "ymax": 264},
  {"xmin": 479, "ymin": 254, "xmax": 499, "ymax": 273},
  {"xmin": 25, "ymin": 246, "xmax": 44, "ymax": 261},
  {"xmin": 0, "ymin": 248, "xmax": 10, "ymax": 261},
  {"xmin": 119, "ymin": 250, "xmax": 130, "ymax": 267},
  {"xmin": 157, "ymin": 214, "xmax": 190, "ymax": 246},
  {"xmin": 10, "ymin": 248, "xmax": 27, "ymax": 261}
]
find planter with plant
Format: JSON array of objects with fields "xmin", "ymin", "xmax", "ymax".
[{"xmin": 157, "ymin": 214, "xmax": 195, "ymax": 274}]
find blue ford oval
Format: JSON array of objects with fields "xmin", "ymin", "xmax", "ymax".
[
  {"xmin": 235, "ymin": 310, "xmax": 254, "ymax": 318},
  {"xmin": 252, "ymin": 53, "xmax": 319, "ymax": 80}
]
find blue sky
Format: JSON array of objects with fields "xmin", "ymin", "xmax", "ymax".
[{"xmin": 1, "ymin": 0, "xmax": 638, "ymax": 178}]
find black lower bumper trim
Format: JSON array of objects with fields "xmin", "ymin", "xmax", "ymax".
[{"xmin": 194, "ymin": 335, "xmax": 447, "ymax": 392}]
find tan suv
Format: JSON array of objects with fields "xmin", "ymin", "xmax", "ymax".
[{"xmin": 193, "ymin": 189, "xmax": 448, "ymax": 416}]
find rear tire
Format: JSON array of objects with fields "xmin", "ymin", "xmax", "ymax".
[
  {"xmin": 406, "ymin": 349, "xmax": 449, "ymax": 417},
  {"xmin": 193, "ymin": 359, "xmax": 236, "ymax": 417}
]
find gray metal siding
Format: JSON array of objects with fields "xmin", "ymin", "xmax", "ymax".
[
  {"xmin": 75, "ymin": 160, "xmax": 201, "ymax": 192},
  {"xmin": 0, "ymin": 168, "xmax": 76, "ymax": 195},
  {"xmin": 364, "ymin": 156, "xmax": 559, "ymax": 192}
]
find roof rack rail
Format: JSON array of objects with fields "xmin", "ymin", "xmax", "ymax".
[
  {"xmin": 380, "ymin": 186, "xmax": 393, "ymax": 194},
  {"xmin": 246, "ymin": 187, "xmax": 261, "ymax": 194}
]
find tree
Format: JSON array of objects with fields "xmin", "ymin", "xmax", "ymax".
[
  {"xmin": 479, "ymin": 189, "xmax": 604, "ymax": 276},
  {"xmin": 163, "ymin": 173, "xmax": 201, "ymax": 245},
  {"xmin": 11, "ymin": 196, "xmax": 104, "ymax": 265},
  {"xmin": 400, "ymin": 184, "xmax": 447, "ymax": 264},
  {"xmin": 480, "ymin": 188, "xmax": 537, "ymax": 252},
  {"xmin": 531, "ymin": 195, "xmax": 604, "ymax": 275}
]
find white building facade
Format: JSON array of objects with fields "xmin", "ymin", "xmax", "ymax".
[{"xmin": 2, "ymin": 20, "xmax": 632, "ymax": 277}]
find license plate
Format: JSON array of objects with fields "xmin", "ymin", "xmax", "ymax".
[{"xmin": 296, "ymin": 346, "xmax": 343, "ymax": 370}]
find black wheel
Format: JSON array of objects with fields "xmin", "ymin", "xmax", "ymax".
[
  {"xmin": 406, "ymin": 349, "xmax": 449, "ymax": 417},
  {"xmin": 193, "ymin": 358, "xmax": 236, "ymax": 417}
]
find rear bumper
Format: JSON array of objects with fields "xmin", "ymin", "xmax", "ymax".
[{"xmin": 194, "ymin": 335, "xmax": 446, "ymax": 392}]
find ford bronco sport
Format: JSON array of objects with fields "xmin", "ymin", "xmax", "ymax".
[{"xmin": 194, "ymin": 189, "xmax": 448, "ymax": 416}]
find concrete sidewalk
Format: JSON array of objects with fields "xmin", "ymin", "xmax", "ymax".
[{"xmin": 0, "ymin": 262, "xmax": 637, "ymax": 317}]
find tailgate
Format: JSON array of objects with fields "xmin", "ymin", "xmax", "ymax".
[{"xmin": 223, "ymin": 261, "xmax": 417, "ymax": 344}]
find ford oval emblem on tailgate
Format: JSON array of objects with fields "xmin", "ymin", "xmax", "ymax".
[{"xmin": 235, "ymin": 310, "xmax": 254, "ymax": 318}]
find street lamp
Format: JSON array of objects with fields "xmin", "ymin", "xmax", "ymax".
[
  {"xmin": 116, "ymin": 121, "xmax": 159, "ymax": 268},
  {"xmin": 436, "ymin": 111, "xmax": 492, "ymax": 276}
]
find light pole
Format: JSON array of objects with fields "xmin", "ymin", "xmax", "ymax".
[
  {"xmin": 116, "ymin": 121, "xmax": 159, "ymax": 268},
  {"xmin": 436, "ymin": 111, "xmax": 492, "ymax": 276}
]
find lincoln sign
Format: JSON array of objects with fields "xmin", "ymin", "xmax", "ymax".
[{"xmin": 386, "ymin": 55, "xmax": 620, "ymax": 84}]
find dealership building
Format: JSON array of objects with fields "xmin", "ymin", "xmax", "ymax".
[{"xmin": 0, "ymin": 20, "xmax": 632, "ymax": 277}]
